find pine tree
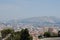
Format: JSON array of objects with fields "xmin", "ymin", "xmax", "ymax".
[{"xmin": 20, "ymin": 28, "xmax": 33, "ymax": 40}]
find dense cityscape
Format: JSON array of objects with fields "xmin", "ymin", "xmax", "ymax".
[{"xmin": 0, "ymin": 17, "xmax": 60, "ymax": 40}]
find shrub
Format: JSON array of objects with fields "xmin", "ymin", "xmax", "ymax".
[{"xmin": 44, "ymin": 32, "xmax": 51, "ymax": 37}]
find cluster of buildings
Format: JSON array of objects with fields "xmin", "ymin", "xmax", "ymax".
[
  {"xmin": 0, "ymin": 23, "xmax": 60, "ymax": 40},
  {"xmin": 29, "ymin": 27, "xmax": 60, "ymax": 40}
]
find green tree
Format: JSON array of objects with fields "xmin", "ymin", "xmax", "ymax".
[
  {"xmin": 38, "ymin": 35, "xmax": 43, "ymax": 39},
  {"xmin": 1, "ymin": 29, "xmax": 14, "ymax": 38},
  {"xmin": 5, "ymin": 31, "xmax": 21, "ymax": 40},
  {"xmin": 58, "ymin": 31, "xmax": 60, "ymax": 37},
  {"xmin": 44, "ymin": 32, "xmax": 51, "ymax": 37},
  {"xmin": 4, "ymin": 28, "xmax": 33, "ymax": 40},
  {"xmin": 20, "ymin": 28, "xmax": 33, "ymax": 40},
  {"xmin": 14, "ymin": 31, "xmax": 21, "ymax": 40}
]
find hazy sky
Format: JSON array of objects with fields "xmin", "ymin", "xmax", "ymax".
[{"xmin": 0, "ymin": 0, "xmax": 60, "ymax": 21}]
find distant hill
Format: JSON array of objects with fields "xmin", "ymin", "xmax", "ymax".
[{"xmin": 5, "ymin": 16, "xmax": 60, "ymax": 27}]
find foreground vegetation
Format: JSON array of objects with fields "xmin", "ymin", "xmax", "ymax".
[
  {"xmin": 1, "ymin": 28, "xmax": 60, "ymax": 40},
  {"xmin": 38, "ymin": 31, "xmax": 60, "ymax": 39},
  {"xmin": 1, "ymin": 28, "xmax": 33, "ymax": 40}
]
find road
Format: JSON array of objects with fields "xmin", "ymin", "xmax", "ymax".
[{"xmin": 40, "ymin": 37, "xmax": 60, "ymax": 40}]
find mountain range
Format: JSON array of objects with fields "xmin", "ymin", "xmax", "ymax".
[{"xmin": 4, "ymin": 16, "xmax": 60, "ymax": 27}]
